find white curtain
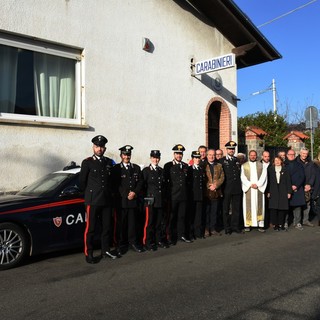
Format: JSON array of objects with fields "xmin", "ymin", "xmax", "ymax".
[
  {"xmin": 33, "ymin": 53, "xmax": 75, "ymax": 118},
  {"xmin": 0, "ymin": 45, "xmax": 18, "ymax": 113}
]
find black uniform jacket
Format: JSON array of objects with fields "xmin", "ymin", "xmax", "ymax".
[
  {"xmin": 266, "ymin": 165, "xmax": 292, "ymax": 210},
  {"xmin": 187, "ymin": 165, "xmax": 205, "ymax": 202},
  {"xmin": 142, "ymin": 164, "xmax": 165, "ymax": 208},
  {"xmin": 79, "ymin": 155, "xmax": 114, "ymax": 206},
  {"xmin": 219, "ymin": 156, "xmax": 242, "ymax": 195},
  {"xmin": 112, "ymin": 162, "xmax": 143, "ymax": 209},
  {"xmin": 164, "ymin": 160, "xmax": 189, "ymax": 201}
]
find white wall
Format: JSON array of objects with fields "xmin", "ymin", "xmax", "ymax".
[{"xmin": 0, "ymin": 0, "xmax": 237, "ymax": 191}]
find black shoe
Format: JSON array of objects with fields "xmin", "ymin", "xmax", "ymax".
[
  {"xmin": 130, "ymin": 244, "xmax": 143, "ymax": 253},
  {"xmin": 116, "ymin": 248, "xmax": 123, "ymax": 257},
  {"xmin": 225, "ymin": 229, "xmax": 232, "ymax": 235},
  {"xmin": 167, "ymin": 240, "xmax": 177, "ymax": 246},
  {"xmin": 180, "ymin": 236, "xmax": 192, "ymax": 243},
  {"xmin": 144, "ymin": 244, "xmax": 157, "ymax": 251},
  {"xmin": 158, "ymin": 242, "xmax": 170, "ymax": 248},
  {"xmin": 102, "ymin": 251, "xmax": 118, "ymax": 260},
  {"xmin": 85, "ymin": 255, "xmax": 100, "ymax": 264},
  {"xmin": 233, "ymin": 229, "xmax": 244, "ymax": 234}
]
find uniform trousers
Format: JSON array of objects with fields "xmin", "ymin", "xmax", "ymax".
[
  {"xmin": 143, "ymin": 206, "xmax": 163, "ymax": 246},
  {"xmin": 116, "ymin": 208, "xmax": 137, "ymax": 247},
  {"xmin": 169, "ymin": 200, "xmax": 187, "ymax": 241},
  {"xmin": 190, "ymin": 201, "xmax": 203, "ymax": 238},
  {"xmin": 84, "ymin": 205, "xmax": 113, "ymax": 256},
  {"xmin": 222, "ymin": 193, "xmax": 242, "ymax": 231}
]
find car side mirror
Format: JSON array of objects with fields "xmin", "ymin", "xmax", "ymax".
[{"xmin": 60, "ymin": 186, "xmax": 81, "ymax": 197}]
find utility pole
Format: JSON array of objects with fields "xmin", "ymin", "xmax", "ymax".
[{"xmin": 251, "ymin": 79, "xmax": 277, "ymax": 121}]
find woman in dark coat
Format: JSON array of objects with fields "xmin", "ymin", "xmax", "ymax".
[{"xmin": 266, "ymin": 157, "xmax": 292, "ymax": 230}]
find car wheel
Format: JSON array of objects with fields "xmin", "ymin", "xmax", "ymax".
[{"xmin": 0, "ymin": 223, "xmax": 29, "ymax": 270}]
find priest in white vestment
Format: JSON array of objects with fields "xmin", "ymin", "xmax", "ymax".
[{"xmin": 241, "ymin": 150, "xmax": 268, "ymax": 231}]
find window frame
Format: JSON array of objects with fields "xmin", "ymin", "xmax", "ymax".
[{"xmin": 0, "ymin": 32, "xmax": 86, "ymax": 128}]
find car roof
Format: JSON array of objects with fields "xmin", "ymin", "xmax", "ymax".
[{"xmin": 54, "ymin": 167, "xmax": 81, "ymax": 174}]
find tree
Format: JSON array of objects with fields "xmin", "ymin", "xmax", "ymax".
[{"xmin": 238, "ymin": 111, "xmax": 288, "ymax": 147}]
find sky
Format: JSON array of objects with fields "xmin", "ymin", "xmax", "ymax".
[{"xmin": 233, "ymin": 0, "xmax": 320, "ymax": 123}]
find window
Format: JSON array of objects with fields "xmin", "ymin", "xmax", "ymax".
[{"xmin": 0, "ymin": 32, "xmax": 84, "ymax": 126}]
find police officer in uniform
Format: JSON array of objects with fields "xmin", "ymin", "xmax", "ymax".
[
  {"xmin": 188, "ymin": 151, "xmax": 206, "ymax": 239},
  {"xmin": 79, "ymin": 135, "xmax": 116, "ymax": 264},
  {"xmin": 220, "ymin": 141, "xmax": 243, "ymax": 234},
  {"xmin": 164, "ymin": 144, "xmax": 191, "ymax": 244},
  {"xmin": 112, "ymin": 145, "xmax": 144, "ymax": 253},
  {"xmin": 142, "ymin": 150, "xmax": 168, "ymax": 250}
]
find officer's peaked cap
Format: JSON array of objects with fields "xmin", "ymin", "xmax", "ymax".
[
  {"xmin": 119, "ymin": 145, "xmax": 133, "ymax": 155},
  {"xmin": 225, "ymin": 140, "xmax": 237, "ymax": 149},
  {"xmin": 191, "ymin": 151, "xmax": 201, "ymax": 158},
  {"xmin": 150, "ymin": 150, "xmax": 161, "ymax": 158},
  {"xmin": 92, "ymin": 135, "xmax": 108, "ymax": 147},
  {"xmin": 172, "ymin": 144, "xmax": 185, "ymax": 153}
]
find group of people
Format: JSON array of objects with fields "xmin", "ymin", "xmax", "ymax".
[{"xmin": 79, "ymin": 135, "xmax": 319, "ymax": 264}]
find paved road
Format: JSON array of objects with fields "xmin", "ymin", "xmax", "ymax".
[{"xmin": 1, "ymin": 225, "xmax": 320, "ymax": 320}]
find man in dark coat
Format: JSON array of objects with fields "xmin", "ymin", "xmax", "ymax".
[
  {"xmin": 79, "ymin": 135, "xmax": 116, "ymax": 264},
  {"xmin": 219, "ymin": 141, "xmax": 243, "ymax": 234},
  {"xmin": 296, "ymin": 147, "xmax": 316, "ymax": 227},
  {"xmin": 164, "ymin": 144, "xmax": 191, "ymax": 244},
  {"xmin": 142, "ymin": 150, "xmax": 168, "ymax": 250},
  {"xmin": 285, "ymin": 150, "xmax": 306, "ymax": 230},
  {"xmin": 112, "ymin": 145, "xmax": 144, "ymax": 253}
]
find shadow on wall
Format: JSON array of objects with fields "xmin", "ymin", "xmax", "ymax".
[{"xmin": 0, "ymin": 150, "xmax": 72, "ymax": 193}]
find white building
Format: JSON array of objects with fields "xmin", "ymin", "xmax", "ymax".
[{"xmin": 0, "ymin": 0, "xmax": 280, "ymax": 192}]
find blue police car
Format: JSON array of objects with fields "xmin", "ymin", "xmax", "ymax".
[{"xmin": 0, "ymin": 164, "xmax": 86, "ymax": 270}]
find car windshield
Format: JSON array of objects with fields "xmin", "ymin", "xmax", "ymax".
[{"xmin": 17, "ymin": 173, "xmax": 75, "ymax": 197}]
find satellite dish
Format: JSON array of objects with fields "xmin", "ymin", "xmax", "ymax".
[{"xmin": 305, "ymin": 106, "xmax": 318, "ymax": 129}]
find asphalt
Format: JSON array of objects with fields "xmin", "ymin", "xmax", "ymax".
[{"xmin": 1, "ymin": 223, "xmax": 320, "ymax": 320}]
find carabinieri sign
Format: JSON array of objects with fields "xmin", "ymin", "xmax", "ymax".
[{"xmin": 193, "ymin": 53, "xmax": 235, "ymax": 76}]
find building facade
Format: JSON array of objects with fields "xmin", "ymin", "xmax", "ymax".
[{"xmin": 0, "ymin": 0, "xmax": 280, "ymax": 192}]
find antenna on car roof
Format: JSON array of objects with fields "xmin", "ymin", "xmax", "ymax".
[{"xmin": 63, "ymin": 161, "xmax": 80, "ymax": 171}]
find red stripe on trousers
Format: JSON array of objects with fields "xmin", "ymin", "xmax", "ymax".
[
  {"xmin": 143, "ymin": 206, "xmax": 149, "ymax": 245},
  {"xmin": 84, "ymin": 205, "xmax": 91, "ymax": 256}
]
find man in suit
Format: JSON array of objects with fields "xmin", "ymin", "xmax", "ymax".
[
  {"xmin": 112, "ymin": 145, "xmax": 144, "ymax": 253},
  {"xmin": 79, "ymin": 135, "xmax": 116, "ymax": 264},
  {"xmin": 164, "ymin": 144, "xmax": 191, "ymax": 245},
  {"xmin": 219, "ymin": 141, "xmax": 243, "ymax": 234},
  {"xmin": 142, "ymin": 150, "xmax": 169, "ymax": 250}
]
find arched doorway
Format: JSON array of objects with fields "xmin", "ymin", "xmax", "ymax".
[{"xmin": 207, "ymin": 100, "xmax": 221, "ymax": 149}]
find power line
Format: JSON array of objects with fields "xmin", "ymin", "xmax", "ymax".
[{"xmin": 258, "ymin": 0, "xmax": 318, "ymax": 28}]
